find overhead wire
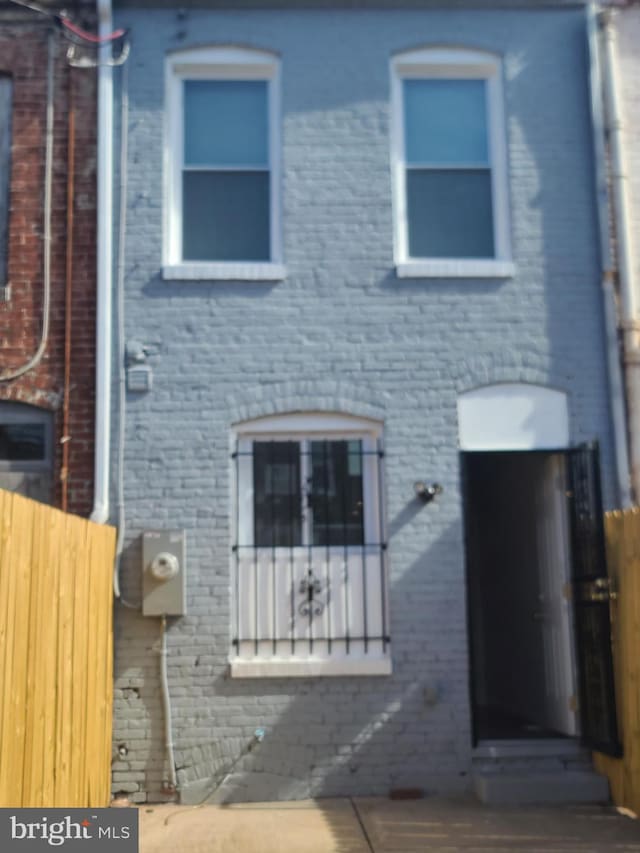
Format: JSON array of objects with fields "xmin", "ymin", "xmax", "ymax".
[{"xmin": 6, "ymin": 0, "xmax": 127, "ymax": 45}]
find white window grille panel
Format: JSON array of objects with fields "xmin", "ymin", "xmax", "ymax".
[{"xmin": 231, "ymin": 416, "xmax": 390, "ymax": 675}]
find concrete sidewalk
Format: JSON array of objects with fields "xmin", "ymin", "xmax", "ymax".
[{"xmin": 139, "ymin": 796, "xmax": 640, "ymax": 852}]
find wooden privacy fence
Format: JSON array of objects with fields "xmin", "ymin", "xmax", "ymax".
[
  {"xmin": 0, "ymin": 488, "xmax": 115, "ymax": 807},
  {"xmin": 595, "ymin": 507, "xmax": 640, "ymax": 816}
]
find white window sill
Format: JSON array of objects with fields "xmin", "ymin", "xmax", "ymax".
[
  {"xmin": 396, "ymin": 259, "xmax": 516, "ymax": 279},
  {"xmin": 162, "ymin": 262, "xmax": 287, "ymax": 282},
  {"xmin": 230, "ymin": 657, "xmax": 392, "ymax": 678}
]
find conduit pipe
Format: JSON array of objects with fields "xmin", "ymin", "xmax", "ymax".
[
  {"xmin": 587, "ymin": 4, "xmax": 632, "ymax": 507},
  {"xmin": 91, "ymin": 0, "xmax": 114, "ymax": 523},
  {"xmin": 598, "ymin": 7, "xmax": 640, "ymax": 505},
  {"xmin": 160, "ymin": 616, "xmax": 178, "ymax": 792}
]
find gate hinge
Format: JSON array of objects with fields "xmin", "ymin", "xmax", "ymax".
[{"xmin": 569, "ymin": 695, "xmax": 579, "ymax": 713}]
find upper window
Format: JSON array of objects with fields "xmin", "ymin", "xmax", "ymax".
[
  {"xmin": 391, "ymin": 48, "xmax": 513, "ymax": 278},
  {"xmin": 0, "ymin": 74, "xmax": 12, "ymax": 291},
  {"xmin": 231, "ymin": 413, "xmax": 391, "ymax": 677},
  {"xmin": 164, "ymin": 47, "xmax": 284, "ymax": 281}
]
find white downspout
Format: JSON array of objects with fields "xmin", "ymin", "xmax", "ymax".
[
  {"xmin": 91, "ymin": 0, "xmax": 114, "ymax": 523},
  {"xmin": 599, "ymin": 7, "xmax": 640, "ymax": 505},
  {"xmin": 587, "ymin": 4, "xmax": 632, "ymax": 508}
]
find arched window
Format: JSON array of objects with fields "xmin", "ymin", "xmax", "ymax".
[
  {"xmin": 231, "ymin": 413, "xmax": 390, "ymax": 677},
  {"xmin": 0, "ymin": 402, "xmax": 53, "ymax": 503},
  {"xmin": 164, "ymin": 46, "xmax": 284, "ymax": 282},
  {"xmin": 390, "ymin": 47, "xmax": 513, "ymax": 279}
]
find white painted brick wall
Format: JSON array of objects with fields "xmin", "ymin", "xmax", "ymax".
[{"xmin": 110, "ymin": 6, "xmax": 618, "ymax": 804}]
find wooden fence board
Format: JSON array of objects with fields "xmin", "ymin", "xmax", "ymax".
[
  {"xmin": 54, "ymin": 511, "xmax": 75, "ymax": 806},
  {"xmin": 100, "ymin": 526, "xmax": 115, "ymax": 807},
  {"xmin": 12, "ymin": 497, "xmax": 34, "ymax": 803},
  {"xmin": 0, "ymin": 493, "xmax": 22, "ymax": 805},
  {"xmin": 0, "ymin": 491, "xmax": 11, "ymax": 784},
  {"xmin": 596, "ymin": 507, "xmax": 640, "ymax": 816},
  {"xmin": 22, "ymin": 500, "xmax": 47, "ymax": 806},
  {"xmin": 41, "ymin": 502, "xmax": 62, "ymax": 808},
  {"xmin": 85, "ymin": 528, "xmax": 99, "ymax": 806},
  {"xmin": 71, "ymin": 519, "xmax": 91, "ymax": 807},
  {"xmin": 0, "ymin": 489, "xmax": 115, "ymax": 808}
]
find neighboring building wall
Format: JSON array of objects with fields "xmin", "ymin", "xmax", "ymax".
[
  {"xmin": 111, "ymin": 5, "xmax": 617, "ymax": 803},
  {"xmin": 0, "ymin": 8, "xmax": 97, "ymax": 515},
  {"xmin": 615, "ymin": 3, "xmax": 640, "ymax": 306}
]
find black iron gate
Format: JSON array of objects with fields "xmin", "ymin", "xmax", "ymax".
[{"xmin": 567, "ymin": 441, "xmax": 622, "ymax": 757}]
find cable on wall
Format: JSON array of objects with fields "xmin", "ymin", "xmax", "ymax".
[{"xmin": 159, "ymin": 615, "xmax": 178, "ymax": 793}]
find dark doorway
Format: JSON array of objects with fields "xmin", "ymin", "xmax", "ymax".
[{"xmin": 463, "ymin": 451, "xmax": 578, "ymax": 742}]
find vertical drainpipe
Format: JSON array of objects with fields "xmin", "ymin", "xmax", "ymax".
[
  {"xmin": 598, "ymin": 7, "xmax": 640, "ymax": 506},
  {"xmin": 91, "ymin": 0, "xmax": 114, "ymax": 524},
  {"xmin": 587, "ymin": 4, "xmax": 632, "ymax": 508}
]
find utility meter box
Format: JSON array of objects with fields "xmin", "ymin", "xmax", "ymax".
[{"xmin": 142, "ymin": 530, "xmax": 186, "ymax": 616}]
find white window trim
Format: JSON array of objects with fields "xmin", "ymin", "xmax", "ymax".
[
  {"xmin": 390, "ymin": 47, "xmax": 513, "ymax": 279},
  {"xmin": 231, "ymin": 658, "xmax": 392, "ymax": 678},
  {"xmin": 163, "ymin": 47, "xmax": 284, "ymax": 282},
  {"xmin": 230, "ymin": 413, "xmax": 391, "ymax": 678}
]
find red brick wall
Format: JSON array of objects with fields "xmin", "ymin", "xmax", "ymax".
[{"xmin": 0, "ymin": 22, "xmax": 97, "ymax": 516}]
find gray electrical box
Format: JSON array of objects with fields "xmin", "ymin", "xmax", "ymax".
[
  {"xmin": 127, "ymin": 364, "xmax": 153, "ymax": 393},
  {"xmin": 142, "ymin": 529, "xmax": 186, "ymax": 617}
]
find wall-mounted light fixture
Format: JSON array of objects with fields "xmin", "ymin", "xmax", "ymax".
[{"xmin": 414, "ymin": 481, "xmax": 443, "ymax": 503}]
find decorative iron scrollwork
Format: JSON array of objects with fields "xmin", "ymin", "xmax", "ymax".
[{"xmin": 299, "ymin": 568, "xmax": 326, "ymax": 617}]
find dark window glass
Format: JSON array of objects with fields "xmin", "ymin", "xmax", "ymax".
[
  {"xmin": 406, "ymin": 168, "xmax": 494, "ymax": 258},
  {"xmin": 182, "ymin": 171, "xmax": 270, "ymax": 261},
  {"xmin": 254, "ymin": 442, "xmax": 302, "ymax": 547},
  {"xmin": 0, "ymin": 424, "xmax": 46, "ymax": 460},
  {"xmin": 310, "ymin": 440, "xmax": 364, "ymax": 546}
]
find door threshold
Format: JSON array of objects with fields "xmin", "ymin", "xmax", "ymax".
[{"xmin": 473, "ymin": 738, "xmax": 582, "ymax": 760}]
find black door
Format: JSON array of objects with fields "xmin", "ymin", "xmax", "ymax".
[{"xmin": 567, "ymin": 442, "xmax": 622, "ymax": 757}]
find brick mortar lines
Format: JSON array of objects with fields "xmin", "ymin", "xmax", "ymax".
[{"xmin": 0, "ymin": 26, "xmax": 97, "ymax": 516}]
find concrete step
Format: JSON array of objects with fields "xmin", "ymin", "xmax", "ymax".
[
  {"xmin": 472, "ymin": 738, "xmax": 589, "ymax": 762},
  {"xmin": 472, "ymin": 739, "xmax": 595, "ymax": 777},
  {"xmin": 473, "ymin": 770, "xmax": 610, "ymax": 805}
]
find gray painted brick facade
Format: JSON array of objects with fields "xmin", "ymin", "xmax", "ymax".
[{"xmin": 111, "ymin": 5, "xmax": 617, "ymax": 803}]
